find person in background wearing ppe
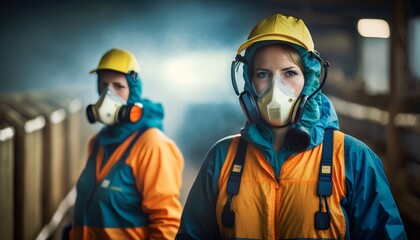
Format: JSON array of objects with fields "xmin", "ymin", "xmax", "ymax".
[
  {"xmin": 69, "ymin": 48, "xmax": 184, "ymax": 239},
  {"xmin": 176, "ymin": 14, "xmax": 406, "ymax": 239}
]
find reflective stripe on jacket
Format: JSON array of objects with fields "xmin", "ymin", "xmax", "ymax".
[{"xmin": 71, "ymin": 128, "xmax": 184, "ymax": 239}]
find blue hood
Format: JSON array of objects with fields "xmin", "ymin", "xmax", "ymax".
[
  {"xmin": 240, "ymin": 40, "xmax": 340, "ymax": 177},
  {"xmin": 243, "ymin": 40, "xmax": 324, "ymax": 129},
  {"xmin": 96, "ymin": 73, "xmax": 164, "ymax": 159}
]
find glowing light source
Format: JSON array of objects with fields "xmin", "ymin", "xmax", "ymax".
[
  {"xmin": 357, "ymin": 19, "xmax": 390, "ymax": 38},
  {"xmin": 0, "ymin": 127, "xmax": 15, "ymax": 142},
  {"xmin": 158, "ymin": 50, "xmax": 231, "ymax": 102}
]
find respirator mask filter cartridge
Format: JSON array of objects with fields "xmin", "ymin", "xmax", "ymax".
[{"xmin": 86, "ymin": 88, "xmax": 142, "ymax": 125}]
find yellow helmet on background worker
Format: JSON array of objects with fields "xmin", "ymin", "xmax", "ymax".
[
  {"xmin": 90, "ymin": 48, "xmax": 140, "ymax": 74},
  {"xmin": 237, "ymin": 14, "xmax": 314, "ymax": 54},
  {"xmin": 87, "ymin": 48, "xmax": 143, "ymax": 125}
]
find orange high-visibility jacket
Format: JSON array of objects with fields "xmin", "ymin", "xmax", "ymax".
[
  {"xmin": 71, "ymin": 128, "xmax": 184, "ymax": 239},
  {"xmin": 178, "ymin": 130, "xmax": 406, "ymax": 239},
  {"xmin": 177, "ymin": 95, "xmax": 406, "ymax": 239}
]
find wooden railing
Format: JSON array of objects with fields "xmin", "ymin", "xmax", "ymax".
[{"xmin": 0, "ymin": 91, "xmax": 94, "ymax": 240}]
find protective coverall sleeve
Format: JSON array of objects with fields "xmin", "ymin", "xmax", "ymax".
[
  {"xmin": 342, "ymin": 134, "xmax": 407, "ymax": 239},
  {"xmin": 130, "ymin": 129, "xmax": 184, "ymax": 240},
  {"xmin": 176, "ymin": 138, "xmax": 232, "ymax": 240}
]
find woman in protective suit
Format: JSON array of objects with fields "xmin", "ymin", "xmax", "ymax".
[
  {"xmin": 176, "ymin": 14, "xmax": 406, "ymax": 239},
  {"xmin": 69, "ymin": 48, "xmax": 184, "ymax": 239}
]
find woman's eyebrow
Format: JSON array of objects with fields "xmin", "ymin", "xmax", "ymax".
[
  {"xmin": 255, "ymin": 68, "xmax": 271, "ymax": 72},
  {"xmin": 255, "ymin": 66, "xmax": 298, "ymax": 71},
  {"xmin": 280, "ymin": 66, "xmax": 297, "ymax": 71}
]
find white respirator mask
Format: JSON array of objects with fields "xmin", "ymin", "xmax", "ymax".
[
  {"xmin": 256, "ymin": 74, "xmax": 297, "ymax": 127},
  {"xmin": 86, "ymin": 87, "xmax": 142, "ymax": 125}
]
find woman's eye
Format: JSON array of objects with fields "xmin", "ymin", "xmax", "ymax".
[
  {"xmin": 256, "ymin": 71, "xmax": 271, "ymax": 79},
  {"xmin": 285, "ymin": 71, "xmax": 297, "ymax": 78},
  {"xmin": 114, "ymin": 84, "xmax": 125, "ymax": 89}
]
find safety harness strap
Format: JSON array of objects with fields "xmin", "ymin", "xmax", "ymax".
[
  {"xmin": 222, "ymin": 129, "xmax": 335, "ymax": 230},
  {"xmin": 318, "ymin": 128, "xmax": 334, "ymax": 196},
  {"xmin": 315, "ymin": 128, "xmax": 334, "ymax": 230},
  {"xmin": 226, "ymin": 137, "xmax": 248, "ymax": 194},
  {"xmin": 222, "ymin": 136, "xmax": 248, "ymax": 228}
]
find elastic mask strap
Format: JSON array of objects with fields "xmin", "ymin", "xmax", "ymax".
[
  {"xmin": 307, "ymin": 51, "xmax": 330, "ymax": 100},
  {"xmin": 128, "ymin": 71, "xmax": 138, "ymax": 82},
  {"xmin": 231, "ymin": 55, "xmax": 248, "ymax": 96},
  {"xmin": 231, "ymin": 60, "xmax": 241, "ymax": 96}
]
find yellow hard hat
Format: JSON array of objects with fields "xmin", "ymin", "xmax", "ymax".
[
  {"xmin": 237, "ymin": 14, "xmax": 314, "ymax": 54},
  {"xmin": 90, "ymin": 48, "xmax": 140, "ymax": 74}
]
